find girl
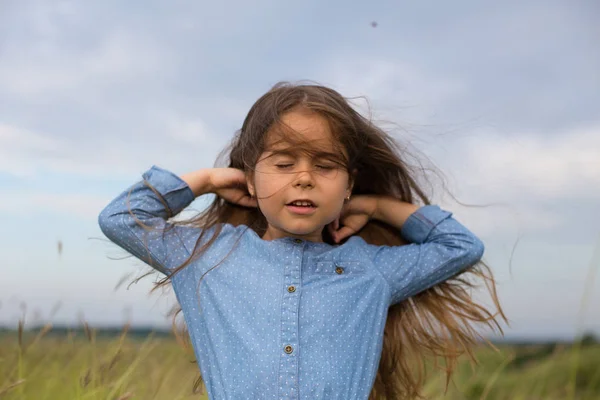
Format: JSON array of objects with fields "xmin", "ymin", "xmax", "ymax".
[{"xmin": 99, "ymin": 82, "xmax": 505, "ymax": 400}]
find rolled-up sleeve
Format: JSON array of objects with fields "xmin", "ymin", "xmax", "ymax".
[
  {"xmin": 369, "ymin": 205, "xmax": 485, "ymax": 305},
  {"xmin": 98, "ymin": 165, "xmax": 201, "ymax": 275}
]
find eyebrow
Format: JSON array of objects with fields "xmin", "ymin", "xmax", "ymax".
[{"xmin": 268, "ymin": 149, "xmax": 339, "ymax": 159}]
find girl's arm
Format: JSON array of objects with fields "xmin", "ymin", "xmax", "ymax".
[
  {"xmin": 98, "ymin": 165, "xmax": 208, "ymax": 275},
  {"xmin": 371, "ymin": 197, "xmax": 420, "ymax": 230},
  {"xmin": 180, "ymin": 168, "xmax": 214, "ymax": 197},
  {"xmin": 368, "ymin": 200, "xmax": 484, "ymax": 305}
]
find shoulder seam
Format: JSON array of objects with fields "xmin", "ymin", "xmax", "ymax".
[{"xmin": 354, "ymin": 237, "xmax": 393, "ymax": 295}]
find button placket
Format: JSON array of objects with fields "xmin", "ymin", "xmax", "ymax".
[{"xmin": 278, "ymin": 240, "xmax": 302, "ymax": 399}]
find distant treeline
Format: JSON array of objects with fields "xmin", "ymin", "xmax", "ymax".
[
  {"xmin": 0, "ymin": 325, "xmax": 174, "ymax": 339},
  {"xmin": 0, "ymin": 325, "xmax": 598, "ymax": 346}
]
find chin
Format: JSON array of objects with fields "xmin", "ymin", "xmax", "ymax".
[
  {"xmin": 283, "ymin": 227, "xmax": 315, "ymax": 236},
  {"xmin": 281, "ymin": 222, "xmax": 321, "ymax": 235}
]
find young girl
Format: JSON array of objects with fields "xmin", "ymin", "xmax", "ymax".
[{"xmin": 99, "ymin": 82, "xmax": 505, "ymax": 400}]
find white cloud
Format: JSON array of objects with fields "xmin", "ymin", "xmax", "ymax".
[
  {"xmin": 419, "ymin": 124, "xmax": 600, "ymax": 240},
  {"xmin": 0, "ymin": 110, "xmax": 224, "ymax": 180},
  {"xmin": 0, "ymin": 29, "xmax": 169, "ymax": 98},
  {"xmin": 462, "ymin": 125, "xmax": 600, "ymax": 200},
  {"xmin": 159, "ymin": 112, "xmax": 211, "ymax": 144},
  {"xmin": 311, "ymin": 56, "xmax": 599, "ymax": 239},
  {"xmin": 0, "ymin": 124, "xmax": 68, "ymax": 177},
  {"xmin": 447, "ymin": 202, "xmax": 563, "ymax": 239},
  {"xmin": 0, "ymin": 1, "xmax": 173, "ymax": 100},
  {"xmin": 320, "ymin": 57, "xmax": 466, "ymax": 122},
  {"xmin": 0, "ymin": 190, "xmax": 109, "ymax": 220},
  {"xmin": 0, "ymin": 123, "xmax": 143, "ymax": 178}
]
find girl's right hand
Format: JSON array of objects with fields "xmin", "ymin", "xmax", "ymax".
[{"xmin": 209, "ymin": 168, "xmax": 258, "ymax": 208}]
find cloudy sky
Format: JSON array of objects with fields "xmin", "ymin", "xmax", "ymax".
[{"xmin": 1, "ymin": 0, "xmax": 598, "ymax": 340}]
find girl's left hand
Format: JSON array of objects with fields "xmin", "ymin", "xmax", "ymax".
[{"xmin": 328, "ymin": 195, "xmax": 378, "ymax": 243}]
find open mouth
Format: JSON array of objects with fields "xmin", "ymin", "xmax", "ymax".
[
  {"xmin": 286, "ymin": 200, "xmax": 316, "ymax": 208},
  {"xmin": 286, "ymin": 200, "xmax": 317, "ymax": 214}
]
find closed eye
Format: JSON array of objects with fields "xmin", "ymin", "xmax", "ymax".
[{"xmin": 275, "ymin": 164, "xmax": 335, "ymax": 170}]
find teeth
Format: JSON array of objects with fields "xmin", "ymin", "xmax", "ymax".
[{"xmin": 291, "ymin": 201, "xmax": 312, "ymax": 207}]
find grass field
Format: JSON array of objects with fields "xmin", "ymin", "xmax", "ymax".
[{"xmin": 1, "ymin": 325, "xmax": 599, "ymax": 399}]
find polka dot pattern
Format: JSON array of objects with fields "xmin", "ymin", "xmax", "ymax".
[{"xmin": 98, "ymin": 165, "xmax": 485, "ymax": 400}]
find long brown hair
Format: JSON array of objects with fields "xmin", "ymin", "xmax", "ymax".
[{"xmin": 147, "ymin": 81, "xmax": 507, "ymax": 399}]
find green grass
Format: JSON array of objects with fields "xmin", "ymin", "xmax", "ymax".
[
  {"xmin": 422, "ymin": 342, "xmax": 600, "ymax": 400},
  {"xmin": 0, "ymin": 327, "xmax": 206, "ymax": 400},
  {"xmin": 1, "ymin": 326, "xmax": 599, "ymax": 399}
]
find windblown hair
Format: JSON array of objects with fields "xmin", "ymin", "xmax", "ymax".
[{"xmin": 144, "ymin": 82, "xmax": 506, "ymax": 399}]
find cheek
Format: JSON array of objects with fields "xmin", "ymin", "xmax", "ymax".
[
  {"xmin": 255, "ymin": 173, "xmax": 290, "ymax": 195},
  {"xmin": 329, "ymin": 180, "xmax": 349, "ymax": 199},
  {"xmin": 255, "ymin": 175, "xmax": 273, "ymax": 195}
]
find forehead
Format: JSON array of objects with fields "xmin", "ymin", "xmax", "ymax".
[{"xmin": 264, "ymin": 110, "xmax": 338, "ymax": 152}]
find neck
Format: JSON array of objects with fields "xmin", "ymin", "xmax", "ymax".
[{"xmin": 261, "ymin": 226, "xmax": 324, "ymax": 243}]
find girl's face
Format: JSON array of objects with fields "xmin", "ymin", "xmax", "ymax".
[{"xmin": 248, "ymin": 109, "xmax": 354, "ymax": 242}]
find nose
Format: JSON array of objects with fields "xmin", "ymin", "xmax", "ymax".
[{"xmin": 293, "ymin": 167, "xmax": 314, "ymax": 189}]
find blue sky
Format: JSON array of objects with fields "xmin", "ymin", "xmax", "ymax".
[{"xmin": 1, "ymin": 0, "xmax": 599, "ymax": 340}]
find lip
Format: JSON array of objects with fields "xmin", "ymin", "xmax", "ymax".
[
  {"xmin": 287, "ymin": 199, "xmax": 317, "ymax": 207},
  {"xmin": 286, "ymin": 204, "xmax": 318, "ymax": 215}
]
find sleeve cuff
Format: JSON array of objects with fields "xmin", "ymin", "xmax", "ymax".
[
  {"xmin": 141, "ymin": 165, "xmax": 195, "ymax": 215},
  {"xmin": 400, "ymin": 204, "xmax": 453, "ymax": 243}
]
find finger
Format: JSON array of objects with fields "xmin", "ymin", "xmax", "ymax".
[
  {"xmin": 328, "ymin": 220, "xmax": 341, "ymax": 241},
  {"xmin": 244, "ymin": 198, "xmax": 258, "ymax": 208},
  {"xmin": 328, "ymin": 222, "xmax": 336, "ymax": 238},
  {"xmin": 334, "ymin": 226, "xmax": 355, "ymax": 243},
  {"xmin": 235, "ymin": 193, "xmax": 258, "ymax": 208},
  {"xmin": 244, "ymin": 196, "xmax": 258, "ymax": 208},
  {"xmin": 328, "ymin": 219, "xmax": 340, "ymax": 241}
]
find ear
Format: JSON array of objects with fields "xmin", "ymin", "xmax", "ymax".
[
  {"xmin": 246, "ymin": 172, "xmax": 255, "ymax": 196},
  {"xmin": 347, "ymin": 168, "xmax": 358, "ymax": 194}
]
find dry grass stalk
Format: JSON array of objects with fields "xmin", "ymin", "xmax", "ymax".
[{"xmin": 0, "ymin": 379, "xmax": 26, "ymax": 396}]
